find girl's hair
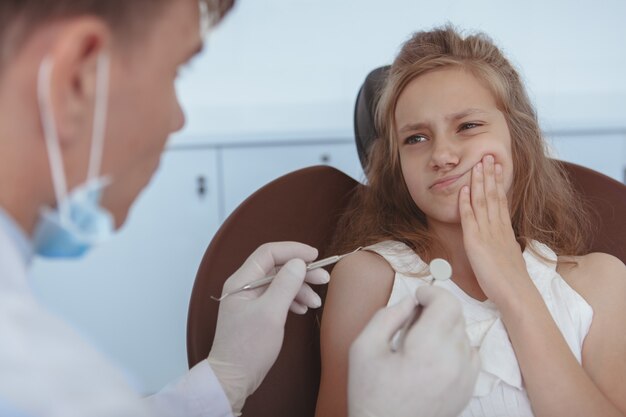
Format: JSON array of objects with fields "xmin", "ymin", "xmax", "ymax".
[{"xmin": 332, "ymin": 25, "xmax": 591, "ymax": 261}]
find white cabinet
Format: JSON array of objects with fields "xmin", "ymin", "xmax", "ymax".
[
  {"xmin": 30, "ymin": 148, "xmax": 221, "ymax": 394},
  {"xmin": 220, "ymin": 141, "xmax": 364, "ymax": 220},
  {"xmin": 545, "ymin": 133, "xmax": 626, "ymax": 183}
]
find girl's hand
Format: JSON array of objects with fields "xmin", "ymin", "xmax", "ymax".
[{"xmin": 458, "ymin": 155, "xmax": 531, "ymax": 306}]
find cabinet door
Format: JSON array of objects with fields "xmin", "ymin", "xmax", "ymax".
[
  {"xmin": 220, "ymin": 141, "xmax": 364, "ymax": 219},
  {"xmin": 546, "ymin": 133, "xmax": 626, "ymax": 183},
  {"xmin": 30, "ymin": 148, "xmax": 221, "ymax": 394}
]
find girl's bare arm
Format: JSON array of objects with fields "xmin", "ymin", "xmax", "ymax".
[{"xmin": 315, "ymin": 251, "xmax": 395, "ymax": 417}]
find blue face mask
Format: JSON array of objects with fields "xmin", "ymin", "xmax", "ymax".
[
  {"xmin": 33, "ymin": 178, "xmax": 114, "ymax": 258},
  {"xmin": 33, "ymin": 54, "xmax": 116, "ymax": 259}
]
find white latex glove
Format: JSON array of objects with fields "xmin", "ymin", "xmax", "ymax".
[
  {"xmin": 348, "ymin": 286, "xmax": 480, "ymax": 417},
  {"xmin": 207, "ymin": 242, "xmax": 329, "ymax": 415}
]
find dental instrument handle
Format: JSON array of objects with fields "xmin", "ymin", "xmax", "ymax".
[
  {"xmin": 240, "ymin": 275, "xmax": 276, "ymax": 291},
  {"xmin": 211, "ymin": 259, "xmax": 336, "ymax": 301},
  {"xmin": 211, "ymin": 247, "xmax": 363, "ymax": 302},
  {"xmin": 306, "ymin": 256, "xmax": 341, "ymax": 270},
  {"xmin": 241, "ymin": 256, "xmax": 341, "ymax": 291},
  {"xmin": 390, "ymin": 303, "xmax": 424, "ymax": 353},
  {"xmin": 390, "ymin": 258, "xmax": 452, "ymax": 353}
]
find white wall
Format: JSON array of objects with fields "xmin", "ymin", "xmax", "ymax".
[{"xmin": 175, "ymin": 0, "xmax": 626, "ymax": 141}]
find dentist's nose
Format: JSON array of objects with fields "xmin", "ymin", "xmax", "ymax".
[{"xmin": 171, "ymin": 93, "xmax": 186, "ymax": 133}]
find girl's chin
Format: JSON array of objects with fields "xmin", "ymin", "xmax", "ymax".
[{"xmin": 425, "ymin": 210, "xmax": 463, "ymax": 226}]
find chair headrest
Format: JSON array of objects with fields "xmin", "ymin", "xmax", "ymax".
[{"xmin": 353, "ymin": 65, "xmax": 390, "ymax": 169}]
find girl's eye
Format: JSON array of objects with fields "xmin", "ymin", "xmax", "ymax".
[
  {"xmin": 405, "ymin": 135, "xmax": 428, "ymax": 145},
  {"xmin": 459, "ymin": 122, "xmax": 481, "ymax": 131}
]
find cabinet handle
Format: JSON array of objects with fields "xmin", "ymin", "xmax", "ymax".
[
  {"xmin": 197, "ymin": 176, "xmax": 207, "ymax": 198},
  {"xmin": 320, "ymin": 153, "xmax": 331, "ymax": 164}
]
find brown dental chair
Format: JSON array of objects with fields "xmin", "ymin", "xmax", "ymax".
[
  {"xmin": 187, "ymin": 165, "xmax": 359, "ymax": 417},
  {"xmin": 186, "ymin": 66, "xmax": 626, "ymax": 417}
]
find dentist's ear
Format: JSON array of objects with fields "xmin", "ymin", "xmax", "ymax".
[{"xmin": 42, "ymin": 17, "xmax": 111, "ymax": 149}]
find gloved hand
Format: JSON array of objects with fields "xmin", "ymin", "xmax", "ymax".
[
  {"xmin": 348, "ymin": 286, "xmax": 480, "ymax": 417},
  {"xmin": 207, "ymin": 242, "xmax": 329, "ymax": 415}
]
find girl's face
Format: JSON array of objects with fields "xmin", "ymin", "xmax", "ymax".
[{"xmin": 395, "ymin": 67, "xmax": 514, "ymax": 226}]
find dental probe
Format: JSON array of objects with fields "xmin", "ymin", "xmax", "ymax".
[{"xmin": 210, "ymin": 246, "xmax": 363, "ymax": 301}]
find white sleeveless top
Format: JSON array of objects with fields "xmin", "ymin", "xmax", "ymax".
[{"xmin": 365, "ymin": 240, "xmax": 594, "ymax": 417}]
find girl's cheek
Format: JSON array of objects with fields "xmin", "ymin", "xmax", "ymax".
[{"xmin": 470, "ymin": 141, "xmax": 511, "ymax": 165}]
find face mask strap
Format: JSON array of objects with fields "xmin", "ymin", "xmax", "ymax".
[
  {"xmin": 37, "ymin": 57, "xmax": 70, "ymax": 218},
  {"xmin": 199, "ymin": 0, "xmax": 220, "ymax": 41},
  {"xmin": 87, "ymin": 53, "xmax": 111, "ymax": 182},
  {"xmin": 199, "ymin": 1, "xmax": 210, "ymax": 37},
  {"xmin": 38, "ymin": 52, "xmax": 111, "ymax": 220}
]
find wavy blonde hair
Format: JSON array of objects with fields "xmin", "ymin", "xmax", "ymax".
[{"xmin": 332, "ymin": 25, "xmax": 591, "ymax": 261}]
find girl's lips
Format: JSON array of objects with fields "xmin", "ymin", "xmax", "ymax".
[{"xmin": 430, "ymin": 173, "xmax": 464, "ymax": 190}]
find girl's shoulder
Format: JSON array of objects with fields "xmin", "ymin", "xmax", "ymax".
[
  {"xmin": 326, "ymin": 245, "xmax": 398, "ymax": 308},
  {"xmin": 557, "ymin": 252, "xmax": 626, "ymax": 307},
  {"xmin": 331, "ymin": 240, "xmax": 417, "ymax": 281},
  {"xmin": 331, "ymin": 248, "xmax": 395, "ymax": 284}
]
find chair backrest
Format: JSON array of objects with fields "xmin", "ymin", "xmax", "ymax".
[
  {"xmin": 354, "ymin": 66, "xmax": 626, "ymax": 263},
  {"xmin": 187, "ymin": 165, "xmax": 359, "ymax": 417},
  {"xmin": 558, "ymin": 162, "xmax": 626, "ymax": 262}
]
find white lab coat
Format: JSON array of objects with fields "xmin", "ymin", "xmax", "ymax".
[{"xmin": 0, "ymin": 213, "xmax": 233, "ymax": 417}]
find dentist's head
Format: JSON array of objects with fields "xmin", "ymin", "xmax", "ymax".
[{"xmin": 0, "ymin": 0, "xmax": 234, "ymax": 256}]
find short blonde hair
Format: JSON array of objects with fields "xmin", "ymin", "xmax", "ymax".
[{"xmin": 0, "ymin": 0, "xmax": 234, "ymax": 68}]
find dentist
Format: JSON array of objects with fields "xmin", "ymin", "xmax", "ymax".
[{"xmin": 0, "ymin": 1, "xmax": 478, "ymax": 416}]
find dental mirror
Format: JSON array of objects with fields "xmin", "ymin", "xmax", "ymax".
[{"xmin": 429, "ymin": 258, "xmax": 452, "ymax": 282}]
